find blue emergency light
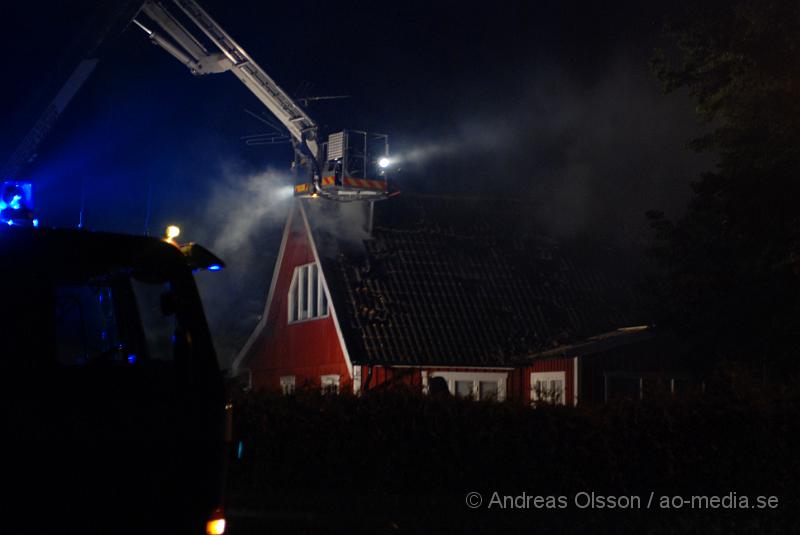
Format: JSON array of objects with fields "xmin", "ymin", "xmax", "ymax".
[{"xmin": 0, "ymin": 181, "xmax": 35, "ymax": 226}]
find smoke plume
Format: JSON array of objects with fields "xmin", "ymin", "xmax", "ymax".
[{"xmin": 193, "ymin": 163, "xmax": 294, "ymax": 367}]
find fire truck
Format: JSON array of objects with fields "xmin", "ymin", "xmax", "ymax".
[{"xmin": 2, "ymin": 184, "xmax": 228, "ymax": 534}]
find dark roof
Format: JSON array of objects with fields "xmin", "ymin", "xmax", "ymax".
[
  {"xmin": 307, "ymin": 195, "xmax": 645, "ymax": 367},
  {"xmin": 519, "ymin": 326, "xmax": 655, "ymax": 361}
]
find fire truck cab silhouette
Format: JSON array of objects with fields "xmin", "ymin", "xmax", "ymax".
[{"xmin": 2, "ymin": 222, "xmax": 227, "ymax": 534}]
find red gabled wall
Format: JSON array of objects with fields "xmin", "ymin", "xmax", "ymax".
[{"xmin": 247, "ymin": 205, "xmax": 351, "ymax": 391}]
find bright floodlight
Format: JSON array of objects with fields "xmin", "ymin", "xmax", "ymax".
[
  {"xmin": 378, "ymin": 157, "xmax": 391, "ymax": 169},
  {"xmin": 206, "ymin": 517, "xmax": 226, "ymax": 535},
  {"xmin": 165, "ymin": 225, "xmax": 181, "ymax": 240}
]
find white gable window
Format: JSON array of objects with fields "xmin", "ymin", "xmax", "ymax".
[
  {"xmin": 428, "ymin": 371, "xmax": 507, "ymax": 401},
  {"xmin": 279, "ymin": 375, "xmax": 296, "ymax": 395},
  {"xmin": 288, "ymin": 262, "xmax": 329, "ymax": 323},
  {"xmin": 531, "ymin": 371, "xmax": 566, "ymax": 406},
  {"xmin": 320, "ymin": 374, "xmax": 340, "ymax": 394}
]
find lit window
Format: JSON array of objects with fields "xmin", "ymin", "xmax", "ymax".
[
  {"xmin": 531, "ymin": 371, "xmax": 565, "ymax": 406},
  {"xmin": 321, "ymin": 374, "xmax": 340, "ymax": 394},
  {"xmin": 288, "ymin": 263, "xmax": 329, "ymax": 323},
  {"xmin": 279, "ymin": 375, "xmax": 296, "ymax": 395}
]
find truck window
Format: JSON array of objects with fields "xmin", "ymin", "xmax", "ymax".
[
  {"xmin": 131, "ymin": 279, "xmax": 175, "ymax": 362},
  {"xmin": 53, "ymin": 277, "xmax": 177, "ymax": 366},
  {"xmin": 55, "ymin": 284, "xmax": 123, "ymax": 366}
]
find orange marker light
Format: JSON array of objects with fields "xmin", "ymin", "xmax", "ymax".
[
  {"xmin": 206, "ymin": 517, "xmax": 226, "ymax": 535},
  {"xmin": 165, "ymin": 225, "xmax": 181, "ymax": 240}
]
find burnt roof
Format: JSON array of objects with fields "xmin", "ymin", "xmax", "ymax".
[{"xmin": 306, "ymin": 194, "xmax": 645, "ymax": 367}]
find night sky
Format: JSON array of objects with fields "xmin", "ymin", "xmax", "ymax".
[{"xmin": 0, "ymin": 0, "xmax": 708, "ymax": 365}]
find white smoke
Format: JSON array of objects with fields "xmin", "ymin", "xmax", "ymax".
[
  {"xmin": 304, "ymin": 199, "xmax": 371, "ymax": 258},
  {"xmin": 202, "ymin": 165, "xmax": 294, "ymax": 258},
  {"xmin": 392, "ymin": 116, "xmax": 512, "ymax": 168},
  {"xmin": 193, "ymin": 163, "xmax": 294, "ymax": 367}
]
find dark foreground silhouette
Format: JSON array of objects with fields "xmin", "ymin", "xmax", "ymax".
[{"xmin": 226, "ymin": 384, "xmax": 799, "ymax": 535}]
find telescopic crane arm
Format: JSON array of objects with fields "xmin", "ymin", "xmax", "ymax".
[
  {"xmin": 134, "ymin": 0, "xmax": 319, "ymax": 159},
  {"xmin": 137, "ymin": 0, "xmax": 393, "ymax": 202}
]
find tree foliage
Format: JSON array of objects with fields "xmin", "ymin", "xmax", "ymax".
[{"xmin": 648, "ymin": 0, "xmax": 800, "ymax": 378}]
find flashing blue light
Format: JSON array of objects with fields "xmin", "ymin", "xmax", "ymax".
[
  {"xmin": 207, "ymin": 264, "xmax": 222, "ymax": 271},
  {"xmin": 32, "ymin": 219, "xmax": 39, "ymax": 227},
  {"xmin": 237, "ymin": 441, "xmax": 244, "ymax": 460},
  {"xmin": 127, "ymin": 354, "xmax": 137, "ymax": 364},
  {"xmin": 1, "ymin": 181, "xmax": 34, "ymax": 226}
]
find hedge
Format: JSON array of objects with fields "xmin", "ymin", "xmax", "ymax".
[{"xmin": 226, "ymin": 386, "xmax": 799, "ymax": 534}]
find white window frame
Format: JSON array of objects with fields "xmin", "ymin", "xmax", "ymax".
[
  {"xmin": 279, "ymin": 375, "xmax": 296, "ymax": 395},
  {"xmin": 531, "ymin": 371, "xmax": 566, "ymax": 406},
  {"xmin": 429, "ymin": 371, "xmax": 507, "ymax": 401},
  {"xmin": 288, "ymin": 262, "xmax": 329, "ymax": 323},
  {"xmin": 320, "ymin": 374, "xmax": 340, "ymax": 394}
]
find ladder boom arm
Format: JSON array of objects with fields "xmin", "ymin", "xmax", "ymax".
[{"xmin": 136, "ymin": 0, "xmax": 318, "ymax": 155}]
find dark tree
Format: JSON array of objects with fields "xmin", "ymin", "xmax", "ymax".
[{"xmin": 648, "ymin": 0, "xmax": 800, "ymax": 380}]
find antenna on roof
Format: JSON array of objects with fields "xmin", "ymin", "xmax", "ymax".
[{"xmin": 240, "ymin": 109, "xmax": 291, "ymax": 146}]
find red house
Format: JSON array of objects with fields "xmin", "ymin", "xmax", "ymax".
[{"xmin": 234, "ymin": 195, "xmax": 692, "ymax": 404}]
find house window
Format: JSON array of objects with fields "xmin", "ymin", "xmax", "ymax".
[
  {"xmin": 604, "ymin": 372, "xmax": 705, "ymax": 402},
  {"xmin": 428, "ymin": 371, "xmax": 507, "ymax": 401},
  {"xmin": 321, "ymin": 374, "xmax": 340, "ymax": 394},
  {"xmin": 279, "ymin": 375, "xmax": 296, "ymax": 395},
  {"xmin": 288, "ymin": 262, "xmax": 328, "ymax": 323},
  {"xmin": 531, "ymin": 371, "xmax": 565, "ymax": 406},
  {"xmin": 479, "ymin": 380, "xmax": 499, "ymax": 400},
  {"xmin": 455, "ymin": 380, "xmax": 474, "ymax": 398}
]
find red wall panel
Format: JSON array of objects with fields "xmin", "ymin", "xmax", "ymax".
[
  {"xmin": 248, "ymin": 209, "xmax": 350, "ymax": 391},
  {"xmin": 525, "ymin": 358, "xmax": 575, "ymax": 406}
]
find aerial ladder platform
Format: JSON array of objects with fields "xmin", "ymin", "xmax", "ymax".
[{"xmin": 135, "ymin": 0, "xmax": 392, "ymax": 202}]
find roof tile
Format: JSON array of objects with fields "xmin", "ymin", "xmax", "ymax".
[{"xmin": 309, "ymin": 195, "xmax": 643, "ymax": 367}]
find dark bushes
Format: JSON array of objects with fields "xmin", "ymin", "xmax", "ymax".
[{"xmin": 228, "ymin": 386, "xmax": 799, "ymax": 534}]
